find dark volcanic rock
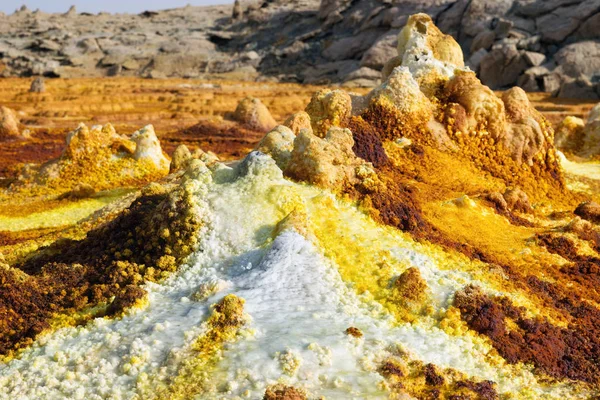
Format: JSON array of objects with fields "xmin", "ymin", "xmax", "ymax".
[{"xmin": 0, "ymin": 0, "xmax": 598, "ymax": 99}]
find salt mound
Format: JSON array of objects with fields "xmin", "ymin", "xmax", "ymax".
[
  {"xmin": 555, "ymin": 103, "xmax": 600, "ymax": 158},
  {"xmin": 0, "ymin": 106, "xmax": 23, "ymax": 140},
  {"xmin": 14, "ymin": 123, "xmax": 169, "ymax": 195},
  {"xmin": 233, "ymin": 96, "xmax": 277, "ymax": 132}
]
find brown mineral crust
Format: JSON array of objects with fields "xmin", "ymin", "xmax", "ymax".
[
  {"xmin": 263, "ymin": 384, "xmax": 307, "ymax": 400},
  {"xmin": 0, "ymin": 184, "xmax": 202, "ymax": 355},
  {"xmin": 344, "ymin": 116, "xmax": 389, "ymax": 168},
  {"xmin": 378, "ymin": 356, "xmax": 498, "ymax": 400},
  {"xmin": 0, "ymin": 128, "xmax": 65, "ymax": 177},
  {"xmin": 574, "ymin": 201, "xmax": 600, "ymax": 224},
  {"xmin": 393, "ymin": 267, "xmax": 430, "ymax": 316},
  {"xmin": 358, "ymin": 167, "xmax": 430, "ymax": 235},
  {"xmin": 360, "ymin": 97, "xmax": 431, "ymax": 144},
  {"xmin": 537, "ymin": 233, "xmax": 586, "ymax": 261},
  {"xmin": 345, "ymin": 326, "xmax": 363, "ymax": 338},
  {"xmin": 175, "ymin": 119, "xmax": 265, "ymax": 160},
  {"xmin": 454, "ymin": 285, "xmax": 600, "ymax": 384},
  {"xmin": 536, "ymin": 231, "xmax": 600, "ymax": 303},
  {"xmin": 454, "ymin": 380, "xmax": 498, "ymax": 400},
  {"xmin": 107, "ymin": 285, "xmax": 147, "ymax": 315},
  {"xmin": 378, "ymin": 359, "xmax": 407, "ymax": 378},
  {"xmin": 424, "ymin": 363, "xmax": 445, "ymax": 386}
]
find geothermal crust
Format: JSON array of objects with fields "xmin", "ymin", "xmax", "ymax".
[{"xmin": 1, "ymin": 13, "xmax": 600, "ymax": 400}]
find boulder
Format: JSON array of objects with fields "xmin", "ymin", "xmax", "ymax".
[
  {"xmin": 360, "ymin": 30, "xmax": 399, "ymax": 70},
  {"xmin": 466, "ymin": 48, "xmax": 488, "ymax": 71},
  {"xmin": 470, "ymin": 30, "xmax": 495, "ymax": 53},
  {"xmin": 322, "ymin": 30, "xmax": 383, "ymax": 61},
  {"xmin": 558, "ymin": 75, "xmax": 599, "ymax": 100},
  {"xmin": 577, "ymin": 12, "xmax": 600, "ymax": 39},
  {"xmin": 542, "ymin": 73, "xmax": 563, "ymax": 94},
  {"xmin": 318, "ymin": 0, "xmax": 352, "ymax": 20},
  {"xmin": 493, "ymin": 18, "xmax": 513, "ymax": 39},
  {"xmin": 536, "ymin": 1, "xmax": 600, "ymax": 43},
  {"xmin": 479, "ymin": 45, "xmax": 528, "ymax": 89},
  {"xmin": 554, "ymin": 41, "xmax": 600, "ymax": 78},
  {"xmin": 344, "ymin": 67, "xmax": 381, "ymax": 82},
  {"xmin": 523, "ymin": 51, "xmax": 545, "ymax": 67}
]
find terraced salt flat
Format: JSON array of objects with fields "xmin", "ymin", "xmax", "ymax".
[{"xmin": 0, "ymin": 154, "xmax": 591, "ymax": 399}]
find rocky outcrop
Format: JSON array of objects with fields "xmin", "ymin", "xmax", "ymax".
[{"xmin": 0, "ymin": 1, "xmax": 598, "ymax": 98}]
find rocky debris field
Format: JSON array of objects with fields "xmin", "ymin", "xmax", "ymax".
[{"xmin": 1, "ymin": 0, "xmax": 599, "ymax": 98}]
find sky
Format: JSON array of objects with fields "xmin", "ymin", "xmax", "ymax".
[{"xmin": 0, "ymin": 0, "xmax": 233, "ymax": 14}]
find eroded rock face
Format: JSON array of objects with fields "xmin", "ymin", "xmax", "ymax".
[{"xmin": 233, "ymin": 96, "xmax": 277, "ymax": 132}]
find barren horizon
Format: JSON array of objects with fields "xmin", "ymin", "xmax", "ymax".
[{"xmin": 0, "ymin": 0, "xmax": 232, "ymax": 15}]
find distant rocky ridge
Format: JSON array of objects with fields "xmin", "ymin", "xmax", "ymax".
[{"xmin": 0, "ymin": 1, "xmax": 599, "ymax": 98}]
